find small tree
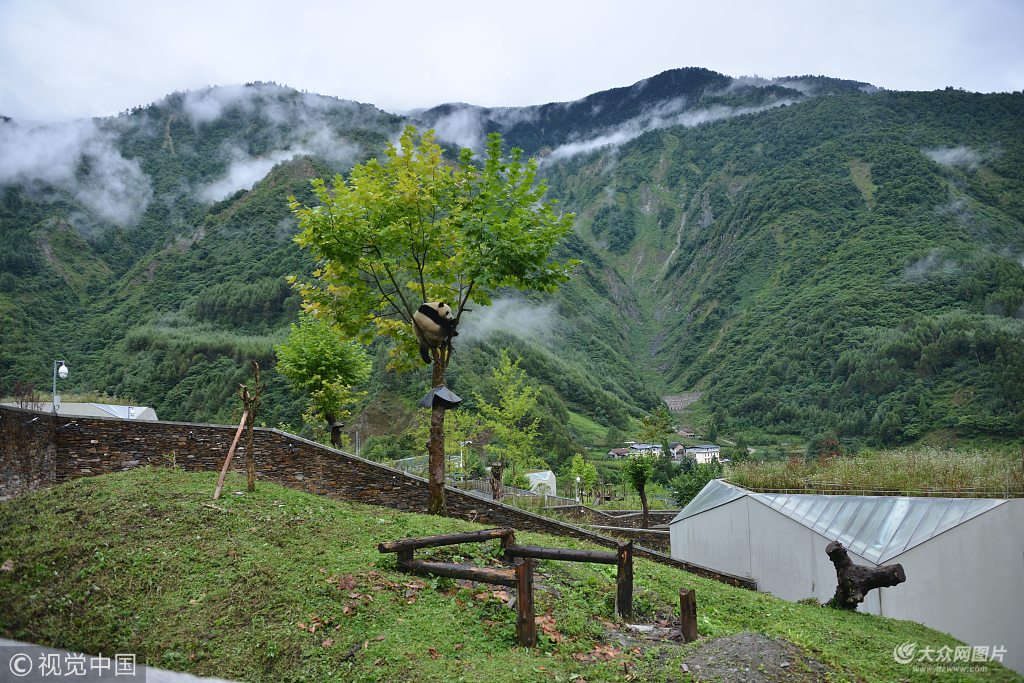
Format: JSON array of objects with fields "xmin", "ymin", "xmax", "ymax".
[
  {"xmin": 639, "ymin": 404, "xmax": 673, "ymax": 449},
  {"xmin": 623, "ymin": 452, "xmax": 657, "ymax": 528},
  {"xmin": 275, "ymin": 315, "xmax": 371, "ymax": 447},
  {"xmin": 476, "ymin": 350, "xmax": 541, "ymax": 484},
  {"xmin": 290, "ymin": 126, "xmax": 574, "ymax": 515},
  {"xmin": 604, "ymin": 424, "xmax": 625, "ymax": 450},
  {"xmin": 569, "ymin": 453, "xmax": 598, "ymax": 501},
  {"xmin": 671, "ymin": 460, "xmax": 723, "ymax": 506}
]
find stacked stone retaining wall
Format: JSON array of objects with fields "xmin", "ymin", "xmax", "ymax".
[{"xmin": 0, "ymin": 405, "xmax": 754, "ymax": 589}]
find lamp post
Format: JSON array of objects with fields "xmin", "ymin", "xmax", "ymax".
[
  {"xmin": 459, "ymin": 440, "xmax": 472, "ymax": 484},
  {"xmin": 576, "ymin": 475, "xmax": 581, "ymax": 504},
  {"xmin": 52, "ymin": 360, "xmax": 68, "ymax": 414}
]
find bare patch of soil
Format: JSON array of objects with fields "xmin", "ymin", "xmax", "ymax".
[{"xmin": 678, "ymin": 631, "xmax": 835, "ymax": 682}]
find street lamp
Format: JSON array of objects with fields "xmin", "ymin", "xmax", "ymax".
[
  {"xmin": 52, "ymin": 360, "xmax": 68, "ymax": 413},
  {"xmin": 459, "ymin": 440, "xmax": 473, "ymax": 484},
  {"xmin": 576, "ymin": 475, "xmax": 581, "ymax": 504}
]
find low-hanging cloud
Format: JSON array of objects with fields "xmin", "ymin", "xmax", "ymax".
[
  {"xmin": 199, "ymin": 147, "xmax": 301, "ymax": 202},
  {"xmin": 904, "ymin": 249, "xmax": 959, "ymax": 279},
  {"xmin": 0, "ymin": 118, "xmax": 152, "ymax": 225},
  {"xmin": 924, "ymin": 145, "xmax": 983, "ymax": 169},
  {"xmin": 546, "ymin": 99, "xmax": 793, "ymax": 161},
  {"xmin": 180, "ymin": 84, "xmax": 367, "ymax": 194},
  {"xmin": 457, "ymin": 298, "xmax": 558, "ymax": 344},
  {"xmin": 430, "ymin": 106, "xmax": 485, "ymax": 150}
]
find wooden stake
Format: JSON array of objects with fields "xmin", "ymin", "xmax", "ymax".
[
  {"xmin": 515, "ymin": 559, "xmax": 536, "ymax": 647},
  {"xmin": 213, "ymin": 411, "xmax": 247, "ymax": 500},
  {"xmin": 680, "ymin": 588, "xmax": 698, "ymax": 643},
  {"xmin": 616, "ymin": 541, "xmax": 634, "ymax": 621}
]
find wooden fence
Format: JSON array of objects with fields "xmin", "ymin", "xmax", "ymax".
[{"xmin": 378, "ymin": 527, "xmax": 634, "ymax": 647}]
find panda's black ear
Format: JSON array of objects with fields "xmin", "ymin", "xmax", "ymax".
[{"xmin": 438, "ymin": 301, "xmax": 446, "ymax": 307}]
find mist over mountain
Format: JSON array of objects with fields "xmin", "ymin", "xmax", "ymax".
[{"xmin": 1, "ymin": 67, "xmax": 1021, "ymax": 461}]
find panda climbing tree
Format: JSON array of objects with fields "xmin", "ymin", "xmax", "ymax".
[{"xmin": 289, "ymin": 125, "xmax": 575, "ymax": 516}]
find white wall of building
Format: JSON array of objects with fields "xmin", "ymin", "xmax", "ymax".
[
  {"xmin": 670, "ymin": 499, "xmax": 751, "ymax": 579},
  {"xmin": 671, "ymin": 498, "xmax": 881, "ymax": 612},
  {"xmin": 878, "ymin": 500, "xmax": 1024, "ymax": 675},
  {"xmin": 670, "ymin": 496, "xmax": 1023, "ymax": 674}
]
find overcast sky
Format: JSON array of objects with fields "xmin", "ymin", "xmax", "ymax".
[{"xmin": 1, "ymin": 0, "xmax": 1022, "ymax": 123}]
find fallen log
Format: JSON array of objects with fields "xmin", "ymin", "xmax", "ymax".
[{"xmin": 825, "ymin": 540, "xmax": 906, "ymax": 610}]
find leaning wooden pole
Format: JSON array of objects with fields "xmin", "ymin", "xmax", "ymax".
[{"xmin": 213, "ymin": 411, "xmax": 248, "ymax": 500}]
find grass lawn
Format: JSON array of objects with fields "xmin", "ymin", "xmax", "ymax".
[{"xmin": 0, "ymin": 468, "xmax": 1016, "ymax": 682}]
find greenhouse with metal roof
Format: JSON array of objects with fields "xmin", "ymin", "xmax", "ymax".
[{"xmin": 669, "ymin": 480, "xmax": 1024, "ymax": 674}]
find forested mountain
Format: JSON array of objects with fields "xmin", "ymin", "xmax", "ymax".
[{"xmin": 1, "ymin": 69, "xmax": 1022, "ymax": 465}]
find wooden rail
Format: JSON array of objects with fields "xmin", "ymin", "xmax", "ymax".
[
  {"xmin": 506, "ymin": 541, "xmax": 634, "ymax": 620},
  {"xmin": 379, "ymin": 527, "xmax": 533, "ymax": 646},
  {"xmin": 404, "ymin": 559, "xmax": 517, "ymax": 587},
  {"xmin": 377, "ymin": 527, "xmax": 514, "ymax": 554},
  {"xmin": 379, "ymin": 527, "xmax": 635, "ymax": 645}
]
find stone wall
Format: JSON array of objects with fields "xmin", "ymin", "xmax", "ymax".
[
  {"xmin": 0, "ymin": 408, "xmax": 56, "ymax": 500},
  {"xmin": 547, "ymin": 505, "xmax": 679, "ymax": 529},
  {"xmin": 0, "ymin": 405, "xmax": 754, "ymax": 589}
]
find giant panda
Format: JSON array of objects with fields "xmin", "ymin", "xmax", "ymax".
[{"xmin": 412, "ymin": 301, "xmax": 458, "ymax": 364}]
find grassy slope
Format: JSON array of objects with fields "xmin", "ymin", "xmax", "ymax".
[{"xmin": 0, "ymin": 469, "xmax": 1015, "ymax": 682}]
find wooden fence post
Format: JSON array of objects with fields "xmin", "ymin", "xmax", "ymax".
[
  {"xmin": 679, "ymin": 588, "xmax": 698, "ymax": 643},
  {"xmin": 515, "ymin": 559, "xmax": 536, "ymax": 647},
  {"xmin": 616, "ymin": 541, "xmax": 633, "ymax": 621},
  {"xmin": 501, "ymin": 529, "xmax": 515, "ymax": 562}
]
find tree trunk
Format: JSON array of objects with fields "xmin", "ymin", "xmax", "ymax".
[
  {"xmin": 825, "ymin": 540, "xmax": 906, "ymax": 610},
  {"xmin": 639, "ymin": 484, "xmax": 649, "ymax": 529},
  {"xmin": 325, "ymin": 412, "xmax": 343, "ymax": 449},
  {"xmin": 490, "ymin": 461, "xmax": 505, "ymax": 502},
  {"xmin": 427, "ymin": 358, "xmax": 447, "ymax": 516}
]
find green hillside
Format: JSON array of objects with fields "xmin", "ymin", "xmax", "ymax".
[
  {"xmin": 543, "ymin": 88, "xmax": 1024, "ymax": 443},
  {"xmin": 1, "ymin": 468, "xmax": 1015, "ymax": 682},
  {"xmin": 1, "ymin": 74, "xmax": 1022, "ymax": 464}
]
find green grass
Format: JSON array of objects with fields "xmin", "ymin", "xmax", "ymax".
[
  {"xmin": 0, "ymin": 468, "xmax": 1017, "ymax": 682},
  {"xmin": 727, "ymin": 446, "xmax": 1024, "ymax": 496},
  {"xmin": 566, "ymin": 410, "xmax": 607, "ymax": 446}
]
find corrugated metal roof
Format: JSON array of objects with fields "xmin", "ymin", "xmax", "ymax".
[
  {"xmin": 672, "ymin": 480, "xmax": 1007, "ymax": 563},
  {"xmin": 670, "ymin": 479, "xmax": 746, "ymax": 524}
]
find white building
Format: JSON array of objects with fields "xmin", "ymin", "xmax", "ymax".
[
  {"xmin": 629, "ymin": 443, "xmax": 662, "ymax": 456},
  {"xmin": 684, "ymin": 444, "xmax": 720, "ymax": 464},
  {"xmin": 669, "ymin": 480, "xmax": 1024, "ymax": 675},
  {"xmin": 525, "ymin": 470, "xmax": 557, "ymax": 497},
  {"xmin": 3, "ymin": 402, "xmax": 158, "ymax": 421}
]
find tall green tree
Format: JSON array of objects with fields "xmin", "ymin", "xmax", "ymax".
[
  {"xmin": 274, "ymin": 315, "xmax": 371, "ymax": 447},
  {"xmin": 289, "ymin": 126, "xmax": 574, "ymax": 514},
  {"xmin": 623, "ymin": 452, "xmax": 657, "ymax": 529}
]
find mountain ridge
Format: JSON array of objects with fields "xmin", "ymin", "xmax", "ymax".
[{"xmin": 1, "ymin": 67, "xmax": 1021, "ymax": 460}]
